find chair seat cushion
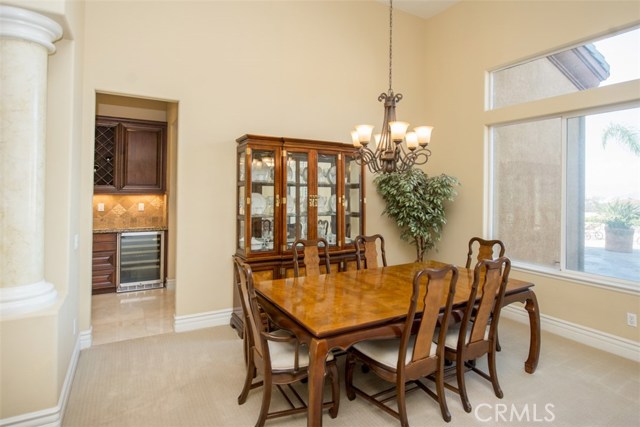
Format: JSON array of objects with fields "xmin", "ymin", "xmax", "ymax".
[
  {"xmin": 438, "ymin": 323, "xmax": 490, "ymax": 349},
  {"xmin": 352, "ymin": 335, "xmax": 436, "ymax": 370},
  {"xmin": 267, "ymin": 329, "xmax": 334, "ymax": 371}
]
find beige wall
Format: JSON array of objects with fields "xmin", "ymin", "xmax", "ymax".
[
  {"xmin": 80, "ymin": 0, "xmax": 425, "ymax": 320},
  {"xmin": 2, "ymin": 0, "xmax": 639, "ymax": 421},
  {"xmin": 0, "ymin": 0, "xmax": 86, "ymax": 419},
  {"xmin": 420, "ymin": 0, "xmax": 640, "ymax": 341}
]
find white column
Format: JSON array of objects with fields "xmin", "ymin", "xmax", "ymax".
[{"xmin": 0, "ymin": 5, "xmax": 62, "ymax": 315}]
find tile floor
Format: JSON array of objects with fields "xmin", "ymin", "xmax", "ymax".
[
  {"xmin": 91, "ymin": 287, "xmax": 175, "ymax": 346},
  {"xmin": 584, "ymin": 240, "xmax": 639, "ymax": 282}
]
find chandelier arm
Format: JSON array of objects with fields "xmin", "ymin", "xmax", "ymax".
[
  {"xmin": 395, "ymin": 142, "xmax": 414, "ymax": 166},
  {"xmin": 359, "ymin": 147, "xmax": 376, "ymax": 163},
  {"xmin": 357, "ymin": 147, "xmax": 382, "ymax": 174},
  {"xmin": 368, "ymin": 161, "xmax": 382, "ymax": 174},
  {"xmin": 397, "ymin": 152, "xmax": 415, "ymax": 171},
  {"xmin": 393, "ymin": 144, "xmax": 430, "ymax": 170},
  {"xmin": 407, "ymin": 148, "xmax": 432, "ymax": 167}
]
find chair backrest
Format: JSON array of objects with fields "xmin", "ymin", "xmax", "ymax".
[
  {"xmin": 465, "ymin": 237, "xmax": 506, "ymax": 269},
  {"xmin": 354, "ymin": 234, "xmax": 387, "ymax": 270},
  {"xmin": 292, "ymin": 238, "xmax": 331, "ymax": 277},
  {"xmin": 233, "ymin": 256, "xmax": 269, "ymax": 365},
  {"xmin": 459, "ymin": 257, "xmax": 511, "ymax": 350},
  {"xmin": 399, "ymin": 265, "xmax": 458, "ymax": 373}
]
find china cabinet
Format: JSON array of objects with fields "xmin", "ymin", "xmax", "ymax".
[{"xmin": 231, "ymin": 134, "xmax": 366, "ymax": 335}]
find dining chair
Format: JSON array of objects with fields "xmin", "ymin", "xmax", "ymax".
[
  {"xmin": 345, "ymin": 265, "xmax": 459, "ymax": 426},
  {"xmin": 463, "ymin": 237, "xmax": 507, "ymax": 351},
  {"xmin": 292, "ymin": 238, "xmax": 331, "ymax": 277},
  {"xmin": 465, "ymin": 237, "xmax": 506, "ymax": 269},
  {"xmin": 354, "ymin": 234, "xmax": 387, "ymax": 270},
  {"xmin": 233, "ymin": 257, "xmax": 340, "ymax": 426},
  {"xmin": 440, "ymin": 257, "xmax": 511, "ymax": 413}
]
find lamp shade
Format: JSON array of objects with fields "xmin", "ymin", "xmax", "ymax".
[
  {"xmin": 389, "ymin": 121, "xmax": 409, "ymax": 141},
  {"xmin": 405, "ymin": 131, "xmax": 418, "ymax": 150},
  {"xmin": 351, "ymin": 130, "xmax": 362, "ymax": 148},
  {"xmin": 414, "ymin": 126, "xmax": 434, "ymax": 145},
  {"xmin": 356, "ymin": 125, "xmax": 374, "ymax": 144}
]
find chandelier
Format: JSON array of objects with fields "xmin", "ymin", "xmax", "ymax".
[{"xmin": 351, "ymin": 0, "xmax": 434, "ymax": 174}]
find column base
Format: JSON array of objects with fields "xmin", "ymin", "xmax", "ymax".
[{"xmin": 0, "ymin": 280, "xmax": 57, "ymax": 316}]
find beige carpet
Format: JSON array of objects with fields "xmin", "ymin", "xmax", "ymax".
[{"xmin": 63, "ymin": 319, "xmax": 640, "ymax": 427}]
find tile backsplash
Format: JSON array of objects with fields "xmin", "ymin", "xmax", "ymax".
[{"xmin": 93, "ymin": 194, "xmax": 167, "ymax": 231}]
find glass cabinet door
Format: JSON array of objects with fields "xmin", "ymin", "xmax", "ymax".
[
  {"xmin": 249, "ymin": 148, "xmax": 276, "ymax": 253},
  {"xmin": 317, "ymin": 153, "xmax": 338, "ymax": 247},
  {"xmin": 344, "ymin": 154, "xmax": 362, "ymax": 246},
  {"xmin": 285, "ymin": 151, "xmax": 309, "ymax": 249},
  {"xmin": 237, "ymin": 150, "xmax": 246, "ymax": 252}
]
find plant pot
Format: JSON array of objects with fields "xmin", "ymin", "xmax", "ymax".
[{"xmin": 604, "ymin": 225, "xmax": 634, "ymax": 253}]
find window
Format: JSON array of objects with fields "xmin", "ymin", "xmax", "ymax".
[
  {"xmin": 491, "ymin": 28, "xmax": 640, "ymax": 109},
  {"xmin": 488, "ymin": 28, "xmax": 640, "ymax": 287}
]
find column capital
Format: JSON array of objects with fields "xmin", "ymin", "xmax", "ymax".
[{"xmin": 0, "ymin": 5, "xmax": 63, "ymax": 53}]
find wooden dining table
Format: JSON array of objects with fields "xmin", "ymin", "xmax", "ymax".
[{"xmin": 254, "ymin": 260, "xmax": 540, "ymax": 427}]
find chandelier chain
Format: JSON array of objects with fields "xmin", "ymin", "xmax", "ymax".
[{"xmin": 388, "ymin": 0, "xmax": 393, "ymax": 92}]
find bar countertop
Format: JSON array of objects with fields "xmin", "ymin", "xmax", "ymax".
[{"xmin": 93, "ymin": 227, "xmax": 168, "ymax": 234}]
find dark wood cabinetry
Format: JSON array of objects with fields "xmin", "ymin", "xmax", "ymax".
[
  {"xmin": 92, "ymin": 232, "xmax": 117, "ymax": 294},
  {"xmin": 94, "ymin": 116, "xmax": 167, "ymax": 194},
  {"xmin": 230, "ymin": 134, "xmax": 366, "ymax": 335}
]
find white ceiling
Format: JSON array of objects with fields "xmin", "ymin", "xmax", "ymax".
[{"xmin": 377, "ymin": 0, "xmax": 460, "ymax": 20}]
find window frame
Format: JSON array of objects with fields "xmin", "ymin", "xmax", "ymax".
[{"xmin": 484, "ymin": 27, "xmax": 640, "ymax": 293}]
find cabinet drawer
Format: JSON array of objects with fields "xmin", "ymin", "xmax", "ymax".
[
  {"xmin": 92, "ymin": 271, "xmax": 116, "ymax": 293},
  {"xmin": 92, "ymin": 251, "xmax": 116, "ymax": 271},
  {"xmin": 93, "ymin": 233, "xmax": 117, "ymax": 252},
  {"xmin": 92, "ymin": 270, "xmax": 115, "ymax": 285},
  {"xmin": 94, "ymin": 233, "xmax": 117, "ymax": 242}
]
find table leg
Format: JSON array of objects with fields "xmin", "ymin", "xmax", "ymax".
[
  {"xmin": 523, "ymin": 290, "xmax": 541, "ymax": 374},
  {"xmin": 308, "ymin": 338, "xmax": 329, "ymax": 427}
]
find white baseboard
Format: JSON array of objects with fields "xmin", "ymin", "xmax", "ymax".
[
  {"xmin": 79, "ymin": 327, "xmax": 92, "ymax": 350},
  {"xmin": 174, "ymin": 308, "xmax": 232, "ymax": 333},
  {"xmin": 0, "ymin": 333, "xmax": 81, "ymax": 427},
  {"xmin": 165, "ymin": 278, "xmax": 176, "ymax": 291},
  {"xmin": 501, "ymin": 305, "xmax": 640, "ymax": 362}
]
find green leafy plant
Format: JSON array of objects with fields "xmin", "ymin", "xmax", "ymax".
[
  {"xmin": 600, "ymin": 200, "xmax": 640, "ymax": 230},
  {"xmin": 602, "ymin": 123, "xmax": 640, "ymax": 156},
  {"xmin": 374, "ymin": 169, "xmax": 459, "ymax": 262}
]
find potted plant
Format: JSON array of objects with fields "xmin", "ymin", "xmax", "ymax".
[
  {"xmin": 601, "ymin": 200, "xmax": 640, "ymax": 253},
  {"xmin": 375, "ymin": 169, "xmax": 459, "ymax": 262}
]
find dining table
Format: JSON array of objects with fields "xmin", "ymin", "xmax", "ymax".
[{"xmin": 254, "ymin": 260, "xmax": 540, "ymax": 427}]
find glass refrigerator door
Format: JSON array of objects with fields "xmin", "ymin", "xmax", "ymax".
[{"xmin": 118, "ymin": 232, "xmax": 164, "ymax": 292}]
